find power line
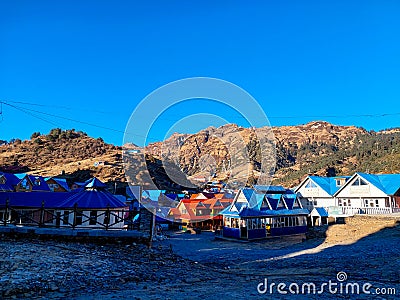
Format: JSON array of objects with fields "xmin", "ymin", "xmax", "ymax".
[
  {"xmin": 2, "ymin": 99, "xmax": 400, "ymax": 121},
  {"xmin": 1, "ymin": 99, "xmax": 400, "ymax": 144},
  {"xmin": 1, "ymin": 101, "xmax": 161, "ymax": 142},
  {"xmin": 2, "ymin": 99, "xmax": 117, "ymax": 115}
]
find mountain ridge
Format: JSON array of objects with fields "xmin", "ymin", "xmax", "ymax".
[{"xmin": 1, "ymin": 122, "xmax": 400, "ymax": 188}]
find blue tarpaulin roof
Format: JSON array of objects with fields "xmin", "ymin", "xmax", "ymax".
[
  {"xmin": 0, "ymin": 173, "xmax": 20, "ymax": 192},
  {"xmin": 56, "ymin": 190, "xmax": 127, "ymax": 209},
  {"xmin": 85, "ymin": 178, "xmax": 107, "ymax": 189},
  {"xmin": 24, "ymin": 175, "xmax": 51, "ymax": 192},
  {"xmin": 0, "ymin": 192, "xmax": 70, "ymax": 208}
]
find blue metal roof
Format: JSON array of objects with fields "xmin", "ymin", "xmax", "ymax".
[
  {"xmin": 314, "ymin": 207, "xmax": 329, "ymax": 217},
  {"xmin": 45, "ymin": 177, "xmax": 70, "ymax": 191},
  {"xmin": 242, "ymin": 188, "xmax": 254, "ymax": 202},
  {"xmin": 356, "ymin": 173, "xmax": 400, "ymax": 195},
  {"xmin": 165, "ymin": 193, "xmax": 180, "ymax": 201},
  {"xmin": 308, "ymin": 176, "xmax": 350, "ymax": 196},
  {"xmin": 253, "ymin": 185, "xmax": 286, "ymax": 193},
  {"xmin": 0, "ymin": 172, "xmax": 20, "ymax": 186},
  {"xmin": 221, "ymin": 186, "xmax": 308, "ymax": 218},
  {"xmin": 25, "ymin": 175, "xmax": 51, "ymax": 192},
  {"xmin": 283, "ymin": 194, "xmax": 297, "ymax": 209},
  {"xmin": 142, "ymin": 190, "xmax": 166, "ymax": 201}
]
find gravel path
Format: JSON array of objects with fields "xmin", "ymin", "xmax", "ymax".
[{"xmin": 1, "ymin": 216, "xmax": 399, "ymax": 299}]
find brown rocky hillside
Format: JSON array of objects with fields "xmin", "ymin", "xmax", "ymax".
[
  {"xmin": 2, "ymin": 122, "xmax": 400, "ymax": 189},
  {"xmin": 0, "ymin": 129, "xmax": 193, "ymax": 190}
]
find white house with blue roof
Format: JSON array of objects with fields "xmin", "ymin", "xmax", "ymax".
[
  {"xmin": 295, "ymin": 175, "xmax": 350, "ymax": 209},
  {"xmin": 334, "ymin": 172, "xmax": 400, "ymax": 214},
  {"xmin": 296, "ymin": 173, "xmax": 400, "ymax": 217},
  {"xmin": 219, "ymin": 185, "xmax": 308, "ymax": 240}
]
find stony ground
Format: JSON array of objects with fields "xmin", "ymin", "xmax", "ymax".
[{"xmin": 1, "ymin": 215, "xmax": 399, "ymax": 299}]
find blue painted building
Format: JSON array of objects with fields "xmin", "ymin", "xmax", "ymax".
[{"xmin": 220, "ymin": 185, "xmax": 309, "ymax": 240}]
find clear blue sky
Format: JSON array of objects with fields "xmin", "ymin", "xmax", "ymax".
[{"xmin": 1, "ymin": 0, "xmax": 400, "ymax": 145}]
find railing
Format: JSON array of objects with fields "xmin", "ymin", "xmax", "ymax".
[
  {"xmin": 0, "ymin": 199, "xmax": 140, "ymax": 230},
  {"xmin": 326, "ymin": 206, "xmax": 396, "ymax": 216}
]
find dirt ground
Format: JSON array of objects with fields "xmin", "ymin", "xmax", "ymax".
[{"xmin": 1, "ymin": 215, "xmax": 399, "ymax": 299}]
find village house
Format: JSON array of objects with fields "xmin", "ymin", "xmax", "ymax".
[
  {"xmin": 334, "ymin": 172, "xmax": 400, "ymax": 215},
  {"xmin": 15, "ymin": 175, "xmax": 51, "ymax": 192},
  {"xmin": 167, "ymin": 197, "xmax": 233, "ymax": 230},
  {"xmin": 219, "ymin": 185, "xmax": 309, "ymax": 240},
  {"xmin": 295, "ymin": 175, "xmax": 350, "ymax": 210},
  {"xmin": 45, "ymin": 177, "xmax": 70, "ymax": 192},
  {"xmin": 0, "ymin": 172, "xmax": 20, "ymax": 192},
  {"xmin": 296, "ymin": 173, "xmax": 400, "ymax": 217},
  {"xmin": 0, "ymin": 177, "xmax": 128, "ymax": 229}
]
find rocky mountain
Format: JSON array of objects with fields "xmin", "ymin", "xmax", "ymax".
[
  {"xmin": 145, "ymin": 121, "xmax": 400, "ymax": 187},
  {"xmin": 0, "ymin": 129, "xmax": 193, "ymax": 191},
  {"xmin": 1, "ymin": 122, "xmax": 400, "ymax": 189}
]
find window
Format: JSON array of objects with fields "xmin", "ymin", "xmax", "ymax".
[
  {"xmin": 19, "ymin": 178, "xmax": 30, "ymax": 190},
  {"xmin": 63, "ymin": 211, "xmax": 69, "ymax": 225},
  {"xmin": 114, "ymin": 212, "xmax": 121, "ymax": 224},
  {"xmin": 89, "ymin": 211, "xmax": 97, "ymax": 225},
  {"xmin": 34, "ymin": 178, "xmax": 41, "ymax": 186},
  {"xmin": 75, "ymin": 211, "xmax": 83, "ymax": 225},
  {"xmin": 352, "ymin": 178, "xmax": 368, "ymax": 186},
  {"xmin": 305, "ymin": 181, "xmax": 317, "ymax": 188},
  {"xmin": 48, "ymin": 183, "xmax": 59, "ymax": 192},
  {"xmin": 364, "ymin": 199, "xmax": 380, "ymax": 208},
  {"xmin": 339, "ymin": 199, "xmax": 351, "ymax": 207}
]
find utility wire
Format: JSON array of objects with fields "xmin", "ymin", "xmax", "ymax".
[
  {"xmin": 1, "ymin": 101, "xmax": 162, "ymax": 142},
  {"xmin": 2, "ymin": 99, "xmax": 400, "ymax": 144},
  {"xmin": 3, "ymin": 102, "xmax": 62, "ymax": 128},
  {"xmin": 2, "ymin": 99, "xmax": 115, "ymax": 115},
  {"xmin": 2, "ymin": 99, "xmax": 400, "ymax": 121}
]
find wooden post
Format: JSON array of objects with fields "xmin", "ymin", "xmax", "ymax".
[
  {"xmin": 105, "ymin": 205, "xmax": 110, "ymax": 231},
  {"xmin": 128, "ymin": 201, "xmax": 133, "ymax": 231},
  {"xmin": 148, "ymin": 207, "xmax": 156, "ymax": 249},
  {"xmin": 39, "ymin": 200, "xmax": 45, "ymax": 227},
  {"xmin": 4, "ymin": 198, "xmax": 9, "ymax": 226},
  {"xmin": 73, "ymin": 203, "xmax": 78, "ymax": 229}
]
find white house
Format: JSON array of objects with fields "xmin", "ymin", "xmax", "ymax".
[
  {"xmin": 334, "ymin": 172, "xmax": 400, "ymax": 215},
  {"xmin": 295, "ymin": 175, "xmax": 350, "ymax": 209}
]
